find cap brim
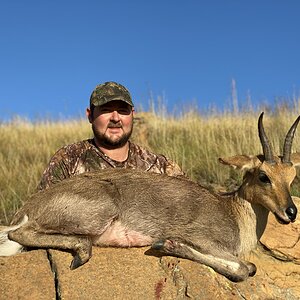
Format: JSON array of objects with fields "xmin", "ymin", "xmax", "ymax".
[{"xmin": 92, "ymin": 96, "xmax": 133, "ymax": 107}]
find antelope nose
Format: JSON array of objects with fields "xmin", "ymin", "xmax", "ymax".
[{"xmin": 286, "ymin": 205, "xmax": 297, "ymax": 222}]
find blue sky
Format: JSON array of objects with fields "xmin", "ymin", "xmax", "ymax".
[{"xmin": 1, "ymin": 1, "xmax": 300, "ymax": 120}]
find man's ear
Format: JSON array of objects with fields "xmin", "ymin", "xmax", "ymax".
[
  {"xmin": 86, "ymin": 108, "xmax": 93, "ymax": 124},
  {"xmin": 291, "ymin": 153, "xmax": 300, "ymax": 167},
  {"xmin": 219, "ymin": 155, "xmax": 260, "ymax": 171}
]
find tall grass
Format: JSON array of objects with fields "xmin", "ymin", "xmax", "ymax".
[
  {"xmin": 1, "ymin": 105, "xmax": 300, "ymax": 225},
  {"xmin": 140, "ymin": 109, "xmax": 300, "ymax": 186},
  {"xmin": 0, "ymin": 118, "xmax": 91, "ymax": 224}
]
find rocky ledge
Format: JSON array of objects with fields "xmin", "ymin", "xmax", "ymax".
[{"xmin": 1, "ymin": 198, "xmax": 300, "ymax": 300}]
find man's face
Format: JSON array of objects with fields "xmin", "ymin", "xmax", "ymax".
[{"xmin": 87, "ymin": 100, "xmax": 134, "ymax": 149}]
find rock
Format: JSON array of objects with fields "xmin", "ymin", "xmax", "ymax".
[
  {"xmin": 260, "ymin": 196, "xmax": 300, "ymax": 263},
  {"xmin": 1, "ymin": 245, "xmax": 300, "ymax": 299},
  {"xmin": 0, "ymin": 250, "xmax": 55, "ymax": 299},
  {"xmin": 49, "ymin": 247, "xmax": 178, "ymax": 299}
]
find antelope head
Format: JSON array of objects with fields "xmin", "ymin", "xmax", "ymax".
[{"xmin": 220, "ymin": 112, "xmax": 300, "ymax": 224}]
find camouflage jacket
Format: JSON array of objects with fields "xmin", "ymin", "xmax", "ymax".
[{"xmin": 38, "ymin": 139, "xmax": 184, "ymax": 190}]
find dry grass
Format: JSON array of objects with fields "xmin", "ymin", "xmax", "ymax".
[
  {"xmin": 0, "ymin": 118, "xmax": 91, "ymax": 223},
  {"xmin": 138, "ymin": 110, "xmax": 300, "ymax": 188},
  {"xmin": 1, "ymin": 106, "xmax": 300, "ymax": 224}
]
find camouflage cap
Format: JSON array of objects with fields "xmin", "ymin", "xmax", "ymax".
[{"xmin": 90, "ymin": 81, "xmax": 134, "ymax": 107}]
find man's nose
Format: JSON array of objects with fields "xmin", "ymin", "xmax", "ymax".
[{"xmin": 110, "ymin": 110, "xmax": 120, "ymax": 121}]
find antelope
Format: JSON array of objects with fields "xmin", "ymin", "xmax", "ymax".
[{"xmin": 0, "ymin": 113, "xmax": 299, "ymax": 282}]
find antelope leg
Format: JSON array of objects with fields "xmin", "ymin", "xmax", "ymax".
[
  {"xmin": 152, "ymin": 239, "xmax": 255, "ymax": 282},
  {"xmin": 8, "ymin": 227, "xmax": 92, "ymax": 269}
]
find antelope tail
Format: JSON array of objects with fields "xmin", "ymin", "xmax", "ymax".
[{"xmin": 0, "ymin": 215, "xmax": 28, "ymax": 256}]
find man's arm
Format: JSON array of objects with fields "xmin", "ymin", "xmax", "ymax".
[
  {"xmin": 164, "ymin": 157, "xmax": 185, "ymax": 177},
  {"xmin": 37, "ymin": 147, "xmax": 73, "ymax": 190}
]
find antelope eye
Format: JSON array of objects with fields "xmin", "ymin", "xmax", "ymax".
[{"xmin": 259, "ymin": 172, "xmax": 271, "ymax": 184}]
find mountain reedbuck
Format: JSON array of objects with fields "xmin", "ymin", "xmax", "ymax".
[{"xmin": 0, "ymin": 113, "xmax": 300, "ymax": 282}]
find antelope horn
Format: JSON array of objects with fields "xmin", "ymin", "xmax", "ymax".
[
  {"xmin": 258, "ymin": 112, "xmax": 275, "ymax": 163},
  {"xmin": 282, "ymin": 115, "xmax": 300, "ymax": 164}
]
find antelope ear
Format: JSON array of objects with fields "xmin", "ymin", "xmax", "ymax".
[
  {"xmin": 291, "ymin": 153, "xmax": 300, "ymax": 167},
  {"xmin": 219, "ymin": 155, "xmax": 260, "ymax": 170}
]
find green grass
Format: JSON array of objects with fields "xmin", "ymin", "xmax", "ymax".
[{"xmin": 1, "ymin": 106, "xmax": 300, "ymax": 225}]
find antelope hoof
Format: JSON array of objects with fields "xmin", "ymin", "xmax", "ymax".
[
  {"xmin": 70, "ymin": 247, "xmax": 91, "ymax": 270},
  {"xmin": 245, "ymin": 262, "xmax": 257, "ymax": 277},
  {"xmin": 70, "ymin": 253, "xmax": 84, "ymax": 270},
  {"xmin": 69, "ymin": 238, "xmax": 92, "ymax": 270},
  {"xmin": 151, "ymin": 240, "xmax": 166, "ymax": 251},
  {"xmin": 151, "ymin": 239, "xmax": 176, "ymax": 253}
]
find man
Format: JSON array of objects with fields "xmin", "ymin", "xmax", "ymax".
[{"xmin": 38, "ymin": 81, "xmax": 184, "ymax": 190}]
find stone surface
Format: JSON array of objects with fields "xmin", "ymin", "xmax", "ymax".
[
  {"xmin": 260, "ymin": 196, "xmax": 300, "ymax": 264},
  {"xmin": 0, "ymin": 250, "xmax": 55, "ymax": 300},
  {"xmin": 49, "ymin": 247, "xmax": 178, "ymax": 299},
  {"xmin": 1, "ymin": 245, "xmax": 300, "ymax": 300}
]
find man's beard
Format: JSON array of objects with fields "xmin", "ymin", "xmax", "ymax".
[{"xmin": 92, "ymin": 122, "xmax": 133, "ymax": 149}]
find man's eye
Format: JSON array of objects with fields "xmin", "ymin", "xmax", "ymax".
[
  {"xmin": 117, "ymin": 109, "xmax": 131, "ymax": 115},
  {"xmin": 99, "ymin": 109, "xmax": 111, "ymax": 114},
  {"xmin": 99, "ymin": 107, "xmax": 110, "ymax": 114},
  {"xmin": 258, "ymin": 172, "xmax": 271, "ymax": 184}
]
